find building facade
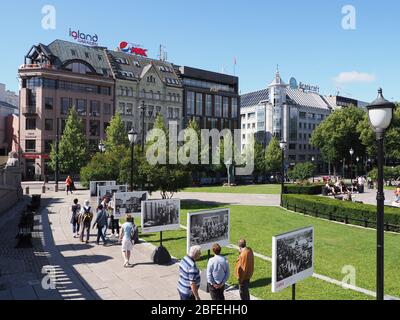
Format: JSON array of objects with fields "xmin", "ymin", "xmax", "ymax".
[
  {"xmin": 106, "ymin": 50, "xmax": 183, "ymax": 140},
  {"xmin": 0, "ymin": 83, "xmax": 19, "ymax": 109},
  {"xmin": 176, "ymin": 66, "xmax": 239, "ymax": 131},
  {"xmin": 18, "ymin": 40, "xmax": 114, "ymax": 180},
  {"xmin": 240, "ymin": 70, "xmax": 366, "ymax": 171}
]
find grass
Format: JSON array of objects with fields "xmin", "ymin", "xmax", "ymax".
[
  {"xmin": 182, "ymin": 184, "xmax": 281, "ymax": 195},
  {"xmin": 138, "ymin": 201, "xmax": 400, "ymax": 300}
]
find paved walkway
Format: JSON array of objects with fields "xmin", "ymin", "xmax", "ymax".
[{"xmin": 0, "ymin": 189, "xmax": 250, "ymax": 300}]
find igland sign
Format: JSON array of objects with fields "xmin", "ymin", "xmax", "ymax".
[{"xmin": 69, "ymin": 28, "xmax": 99, "ymax": 46}]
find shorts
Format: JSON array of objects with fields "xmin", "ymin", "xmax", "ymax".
[{"xmin": 121, "ymin": 238, "xmax": 133, "ymax": 252}]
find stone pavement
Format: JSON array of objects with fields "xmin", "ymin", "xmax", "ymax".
[{"xmin": 1, "ymin": 189, "xmax": 250, "ymax": 300}]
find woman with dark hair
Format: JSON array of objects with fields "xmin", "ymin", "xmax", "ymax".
[
  {"xmin": 70, "ymin": 199, "xmax": 81, "ymax": 238},
  {"xmin": 93, "ymin": 204, "xmax": 108, "ymax": 246}
]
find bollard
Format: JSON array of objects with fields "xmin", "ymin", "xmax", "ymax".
[
  {"xmin": 42, "ymin": 185, "xmax": 46, "ymax": 194},
  {"xmin": 25, "ymin": 186, "xmax": 29, "ymax": 195}
]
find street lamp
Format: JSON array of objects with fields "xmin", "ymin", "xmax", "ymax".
[
  {"xmin": 349, "ymin": 148, "xmax": 354, "ymax": 187},
  {"xmin": 225, "ymin": 159, "xmax": 232, "ymax": 186},
  {"xmin": 139, "ymin": 101, "xmax": 146, "ymax": 153},
  {"xmin": 279, "ymin": 141, "xmax": 287, "ymax": 206},
  {"xmin": 311, "ymin": 156, "xmax": 315, "ymax": 183},
  {"xmin": 366, "ymin": 88, "xmax": 395, "ymax": 301},
  {"xmin": 128, "ymin": 129, "xmax": 138, "ymax": 191},
  {"xmin": 98, "ymin": 141, "xmax": 105, "ymax": 153},
  {"xmin": 356, "ymin": 156, "xmax": 360, "ymax": 178}
]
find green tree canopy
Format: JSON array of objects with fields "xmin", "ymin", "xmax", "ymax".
[
  {"xmin": 288, "ymin": 162, "xmax": 316, "ymax": 182},
  {"xmin": 50, "ymin": 107, "xmax": 88, "ymax": 174},
  {"xmin": 310, "ymin": 106, "xmax": 366, "ymax": 168},
  {"xmin": 104, "ymin": 113, "xmax": 129, "ymax": 153},
  {"xmin": 265, "ymin": 137, "xmax": 282, "ymax": 174}
]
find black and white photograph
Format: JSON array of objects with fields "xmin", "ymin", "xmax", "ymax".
[
  {"xmin": 113, "ymin": 191, "xmax": 148, "ymax": 218},
  {"xmin": 141, "ymin": 199, "xmax": 180, "ymax": 234},
  {"xmin": 89, "ymin": 181, "xmax": 116, "ymax": 197},
  {"xmin": 187, "ymin": 209, "xmax": 230, "ymax": 251},
  {"xmin": 272, "ymin": 226, "xmax": 314, "ymax": 293},
  {"xmin": 98, "ymin": 185, "xmax": 128, "ymax": 204}
]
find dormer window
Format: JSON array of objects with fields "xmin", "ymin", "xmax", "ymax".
[{"xmin": 64, "ymin": 61, "xmax": 93, "ymax": 74}]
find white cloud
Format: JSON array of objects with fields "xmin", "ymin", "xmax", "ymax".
[{"xmin": 333, "ymin": 71, "xmax": 376, "ymax": 84}]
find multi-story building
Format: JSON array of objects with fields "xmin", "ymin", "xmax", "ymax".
[
  {"xmin": 175, "ymin": 66, "xmax": 239, "ymax": 131},
  {"xmin": 0, "ymin": 101, "xmax": 18, "ymax": 157},
  {"xmin": 19, "ymin": 40, "xmax": 114, "ymax": 180},
  {"xmin": 240, "ymin": 70, "xmax": 366, "ymax": 171},
  {"xmin": 0, "ymin": 83, "xmax": 19, "ymax": 109},
  {"xmin": 106, "ymin": 50, "xmax": 183, "ymax": 140}
]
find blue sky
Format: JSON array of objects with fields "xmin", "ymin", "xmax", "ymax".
[{"xmin": 0, "ymin": 0, "xmax": 399, "ymax": 102}]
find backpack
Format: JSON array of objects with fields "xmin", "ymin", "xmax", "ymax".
[
  {"xmin": 82, "ymin": 207, "xmax": 92, "ymax": 223},
  {"xmin": 126, "ymin": 223, "xmax": 139, "ymax": 243}
]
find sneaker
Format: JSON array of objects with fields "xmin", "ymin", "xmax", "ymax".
[{"xmin": 123, "ymin": 261, "xmax": 129, "ymax": 268}]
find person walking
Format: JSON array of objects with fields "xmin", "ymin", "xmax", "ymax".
[
  {"xmin": 70, "ymin": 199, "xmax": 81, "ymax": 238},
  {"xmin": 207, "ymin": 243, "xmax": 230, "ymax": 300},
  {"xmin": 66, "ymin": 176, "xmax": 74, "ymax": 195},
  {"xmin": 79, "ymin": 200, "xmax": 93, "ymax": 243},
  {"xmin": 235, "ymin": 239, "xmax": 254, "ymax": 301},
  {"xmin": 178, "ymin": 246, "xmax": 202, "ymax": 300},
  {"xmin": 119, "ymin": 215, "xmax": 136, "ymax": 267},
  {"xmin": 93, "ymin": 204, "xmax": 108, "ymax": 245},
  {"xmin": 395, "ymin": 184, "xmax": 400, "ymax": 203}
]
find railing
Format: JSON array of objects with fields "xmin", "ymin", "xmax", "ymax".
[
  {"xmin": 284, "ymin": 202, "xmax": 400, "ymax": 233},
  {"xmin": 22, "ymin": 106, "xmax": 38, "ymax": 115},
  {"xmin": 19, "ymin": 64, "xmax": 54, "ymax": 70}
]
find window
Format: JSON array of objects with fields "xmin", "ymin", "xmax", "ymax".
[
  {"xmin": 89, "ymin": 120, "xmax": 100, "ymax": 136},
  {"xmin": 25, "ymin": 118, "xmax": 36, "ymax": 130},
  {"xmin": 168, "ymin": 107, "xmax": 173, "ymax": 119},
  {"xmin": 215, "ymin": 96, "xmax": 222, "ymax": 117},
  {"xmin": 45, "ymin": 97, "xmax": 53, "ymax": 110},
  {"xmin": 126, "ymin": 121, "xmax": 133, "ymax": 131},
  {"xmin": 61, "ymin": 98, "xmax": 72, "ymax": 115},
  {"xmin": 252, "ymin": 123, "xmax": 256, "ymax": 129},
  {"xmin": 222, "ymin": 97, "xmax": 229, "ymax": 118},
  {"xmin": 45, "ymin": 119, "xmax": 53, "ymax": 131},
  {"xmin": 90, "ymin": 101, "xmax": 100, "ymax": 117},
  {"xmin": 65, "ymin": 62, "xmax": 92, "ymax": 74},
  {"xmin": 104, "ymin": 103, "xmax": 111, "ymax": 115},
  {"xmin": 299, "ymin": 122, "xmax": 302, "ymax": 129},
  {"xmin": 126, "ymin": 103, "xmax": 133, "ymax": 115},
  {"xmin": 98, "ymin": 55, "xmax": 103, "ymax": 61},
  {"xmin": 140, "ymin": 89, "xmax": 145, "ymax": 98},
  {"xmin": 299, "ymin": 144, "xmax": 302, "ymax": 150},
  {"xmin": 299, "ymin": 112, "xmax": 306, "ymax": 119},
  {"xmin": 242, "ymin": 124, "xmax": 245, "ymax": 129},
  {"xmin": 147, "ymin": 75, "xmax": 156, "ymax": 83},
  {"xmin": 146, "ymin": 90, "xmax": 153, "ymax": 99},
  {"xmin": 76, "ymin": 99, "xmax": 87, "ymax": 116},
  {"xmin": 71, "ymin": 49, "xmax": 76, "ymax": 56},
  {"xmin": 187, "ymin": 91, "xmax": 195, "ymax": 115},
  {"xmin": 231, "ymin": 98, "xmax": 238, "ymax": 118},
  {"xmin": 118, "ymin": 102, "xmax": 126, "ymax": 115},
  {"xmin": 44, "ymin": 140, "xmax": 52, "ymax": 153},
  {"xmin": 176, "ymin": 94, "xmax": 181, "ymax": 102},
  {"xmin": 289, "ymin": 144, "xmax": 296, "ymax": 150},
  {"xmin": 148, "ymin": 106, "xmax": 154, "ymax": 117},
  {"xmin": 174, "ymin": 108, "xmax": 179, "ymax": 119},
  {"xmin": 196, "ymin": 93, "xmax": 203, "ymax": 116},
  {"xmin": 85, "ymin": 52, "xmax": 90, "ymax": 58},
  {"xmin": 205, "ymin": 95, "xmax": 212, "ymax": 117},
  {"xmin": 25, "ymin": 140, "xmax": 36, "ymax": 152},
  {"xmin": 154, "ymin": 91, "xmax": 160, "ymax": 100}
]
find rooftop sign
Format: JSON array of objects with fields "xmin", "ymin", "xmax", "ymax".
[
  {"xmin": 299, "ymin": 82, "xmax": 319, "ymax": 93},
  {"xmin": 119, "ymin": 41, "xmax": 148, "ymax": 57},
  {"xmin": 69, "ymin": 28, "xmax": 99, "ymax": 46}
]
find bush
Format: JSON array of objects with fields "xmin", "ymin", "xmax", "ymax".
[
  {"xmin": 282, "ymin": 194, "xmax": 400, "ymax": 231},
  {"xmin": 285, "ymin": 184, "xmax": 324, "ymax": 195},
  {"xmin": 288, "ymin": 162, "xmax": 315, "ymax": 182}
]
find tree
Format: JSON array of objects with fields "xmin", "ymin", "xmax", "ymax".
[
  {"xmin": 49, "ymin": 108, "xmax": 88, "ymax": 174},
  {"xmin": 288, "ymin": 162, "xmax": 315, "ymax": 183},
  {"xmin": 104, "ymin": 113, "xmax": 129, "ymax": 152},
  {"xmin": 358, "ymin": 104, "xmax": 400, "ymax": 160},
  {"xmin": 310, "ymin": 106, "xmax": 366, "ymax": 175},
  {"xmin": 253, "ymin": 140, "xmax": 267, "ymax": 182},
  {"xmin": 265, "ymin": 137, "xmax": 282, "ymax": 177},
  {"xmin": 142, "ymin": 114, "xmax": 191, "ymax": 198}
]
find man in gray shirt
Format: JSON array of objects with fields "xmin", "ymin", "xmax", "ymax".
[{"xmin": 206, "ymin": 243, "xmax": 230, "ymax": 300}]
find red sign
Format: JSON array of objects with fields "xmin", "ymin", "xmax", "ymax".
[
  {"xmin": 23, "ymin": 154, "xmax": 50, "ymax": 160},
  {"xmin": 119, "ymin": 41, "xmax": 148, "ymax": 57}
]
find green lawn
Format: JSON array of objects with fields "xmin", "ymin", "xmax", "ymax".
[
  {"xmin": 139, "ymin": 201, "xmax": 400, "ymax": 300},
  {"xmin": 182, "ymin": 184, "xmax": 281, "ymax": 194}
]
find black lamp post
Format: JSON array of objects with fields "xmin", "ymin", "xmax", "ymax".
[
  {"xmin": 366, "ymin": 88, "xmax": 395, "ymax": 301},
  {"xmin": 128, "ymin": 129, "xmax": 138, "ymax": 191},
  {"xmin": 311, "ymin": 156, "xmax": 315, "ymax": 183},
  {"xmin": 349, "ymin": 148, "xmax": 354, "ymax": 187},
  {"xmin": 139, "ymin": 101, "xmax": 146, "ymax": 153},
  {"xmin": 279, "ymin": 141, "xmax": 287, "ymax": 206},
  {"xmin": 356, "ymin": 156, "xmax": 360, "ymax": 179}
]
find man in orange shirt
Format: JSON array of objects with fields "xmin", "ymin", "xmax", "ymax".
[
  {"xmin": 235, "ymin": 239, "xmax": 254, "ymax": 300},
  {"xmin": 66, "ymin": 176, "xmax": 73, "ymax": 195}
]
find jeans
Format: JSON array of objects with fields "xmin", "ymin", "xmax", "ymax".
[
  {"xmin": 239, "ymin": 280, "xmax": 250, "ymax": 300},
  {"xmin": 80, "ymin": 223, "xmax": 90, "ymax": 242},
  {"xmin": 208, "ymin": 284, "xmax": 225, "ymax": 300},
  {"xmin": 179, "ymin": 291, "xmax": 195, "ymax": 301},
  {"xmin": 72, "ymin": 221, "xmax": 80, "ymax": 234},
  {"xmin": 97, "ymin": 226, "xmax": 107, "ymax": 244}
]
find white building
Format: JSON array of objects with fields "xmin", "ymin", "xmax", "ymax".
[{"xmin": 240, "ymin": 70, "xmax": 366, "ymax": 170}]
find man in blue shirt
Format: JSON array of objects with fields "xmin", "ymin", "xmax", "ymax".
[
  {"xmin": 207, "ymin": 243, "xmax": 230, "ymax": 300},
  {"xmin": 178, "ymin": 246, "xmax": 202, "ymax": 300}
]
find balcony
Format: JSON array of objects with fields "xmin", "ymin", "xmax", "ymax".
[{"xmin": 22, "ymin": 107, "xmax": 38, "ymax": 116}]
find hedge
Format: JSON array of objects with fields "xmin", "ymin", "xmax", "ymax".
[
  {"xmin": 282, "ymin": 194, "xmax": 400, "ymax": 232},
  {"xmin": 285, "ymin": 184, "xmax": 323, "ymax": 195}
]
